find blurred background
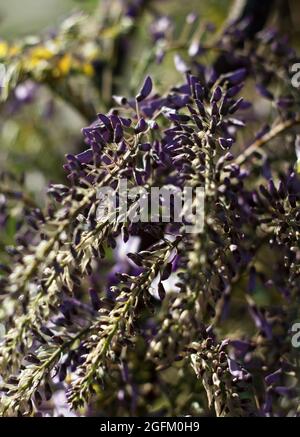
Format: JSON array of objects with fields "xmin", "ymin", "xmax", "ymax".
[
  {"xmin": 1, "ymin": 0, "xmax": 300, "ymax": 40},
  {"xmin": 0, "ymin": 0, "xmax": 95, "ymax": 37},
  {"xmin": 0, "ymin": 1, "xmax": 229, "ymax": 38}
]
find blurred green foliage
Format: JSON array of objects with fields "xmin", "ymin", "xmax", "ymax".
[{"xmin": 0, "ymin": 0, "xmax": 231, "ymax": 187}]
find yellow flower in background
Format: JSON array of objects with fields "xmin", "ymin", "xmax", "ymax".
[
  {"xmin": 0, "ymin": 14, "xmax": 102, "ymax": 99},
  {"xmin": 8, "ymin": 45, "xmax": 21, "ymax": 57},
  {"xmin": 56, "ymin": 54, "xmax": 72, "ymax": 76},
  {"xmin": 24, "ymin": 46, "xmax": 55, "ymax": 74},
  {"xmin": 0, "ymin": 41, "xmax": 8, "ymax": 58},
  {"xmin": 26, "ymin": 57, "xmax": 49, "ymax": 73},
  {"xmin": 30, "ymin": 46, "xmax": 54, "ymax": 60},
  {"xmin": 82, "ymin": 62, "xmax": 94, "ymax": 77}
]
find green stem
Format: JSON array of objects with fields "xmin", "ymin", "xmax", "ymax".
[{"xmin": 236, "ymin": 115, "xmax": 300, "ymax": 166}]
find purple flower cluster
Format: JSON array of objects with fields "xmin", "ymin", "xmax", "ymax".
[{"xmin": 0, "ymin": 3, "xmax": 300, "ymax": 418}]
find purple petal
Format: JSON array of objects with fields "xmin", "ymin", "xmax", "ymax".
[
  {"xmin": 265, "ymin": 369, "xmax": 282, "ymax": 386},
  {"xmin": 136, "ymin": 76, "xmax": 153, "ymax": 102},
  {"xmin": 98, "ymin": 113, "xmax": 112, "ymax": 130},
  {"xmin": 225, "ymin": 68, "xmax": 247, "ymax": 85},
  {"xmin": 256, "ymin": 84, "xmax": 274, "ymax": 100},
  {"xmin": 75, "ymin": 149, "xmax": 93, "ymax": 164}
]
